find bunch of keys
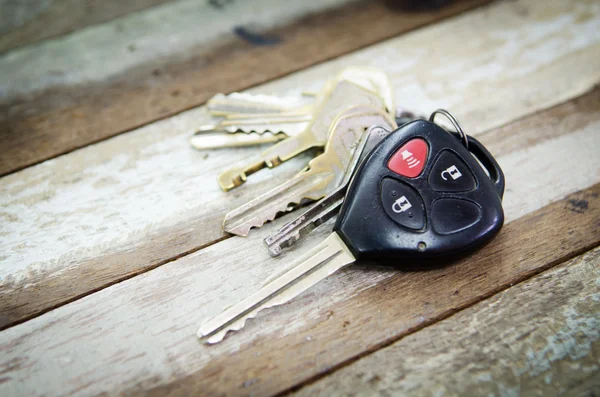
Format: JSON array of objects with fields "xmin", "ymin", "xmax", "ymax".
[
  {"xmin": 191, "ymin": 67, "xmax": 421, "ymax": 236},
  {"xmin": 198, "ymin": 109, "xmax": 505, "ymax": 344}
]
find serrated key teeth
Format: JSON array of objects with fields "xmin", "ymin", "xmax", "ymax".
[
  {"xmin": 223, "ymin": 202, "xmax": 295, "ymax": 236},
  {"xmin": 199, "ymin": 308, "xmax": 260, "ymax": 344},
  {"xmin": 218, "ymin": 168, "xmax": 247, "ymax": 191},
  {"xmin": 222, "ymin": 209, "xmax": 268, "ymax": 236},
  {"xmin": 223, "ymin": 211, "xmax": 276, "ymax": 236}
]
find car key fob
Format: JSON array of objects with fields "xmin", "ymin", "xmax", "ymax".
[{"xmin": 335, "ymin": 116, "xmax": 505, "ymax": 260}]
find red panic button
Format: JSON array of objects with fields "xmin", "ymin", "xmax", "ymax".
[{"xmin": 388, "ymin": 138, "xmax": 428, "ymax": 178}]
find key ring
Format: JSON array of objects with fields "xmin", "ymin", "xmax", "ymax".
[{"xmin": 429, "ymin": 109, "xmax": 469, "ymax": 149}]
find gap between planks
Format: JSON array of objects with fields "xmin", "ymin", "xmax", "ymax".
[
  {"xmin": 0, "ymin": 0, "xmax": 490, "ymax": 176},
  {"xmin": 1, "ymin": 0, "xmax": 598, "ymax": 331}
]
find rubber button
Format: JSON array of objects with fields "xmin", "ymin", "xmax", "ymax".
[
  {"xmin": 381, "ymin": 178, "xmax": 425, "ymax": 230},
  {"xmin": 431, "ymin": 198, "xmax": 482, "ymax": 235},
  {"xmin": 429, "ymin": 150, "xmax": 476, "ymax": 192},
  {"xmin": 388, "ymin": 138, "xmax": 428, "ymax": 178}
]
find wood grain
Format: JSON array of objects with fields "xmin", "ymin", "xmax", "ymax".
[
  {"xmin": 1, "ymin": 181, "xmax": 598, "ymax": 397},
  {"xmin": 0, "ymin": 100, "xmax": 599, "ymax": 394},
  {"xmin": 0, "ymin": 0, "xmax": 175, "ymax": 53},
  {"xmin": 292, "ymin": 247, "xmax": 600, "ymax": 397},
  {"xmin": 1, "ymin": 0, "xmax": 599, "ymax": 330},
  {"xmin": 0, "ymin": 0, "xmax": 490, "ymax": 176}
]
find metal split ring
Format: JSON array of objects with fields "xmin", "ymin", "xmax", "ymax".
[{"xmin": 429, "ymin": 109, "xmax": 468, "ymax": 149}]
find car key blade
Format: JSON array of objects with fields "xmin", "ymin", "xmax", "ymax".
[
  {"xmin": 198, "ymin": 232, "xmax": 355, "ymax": 344},
  {"xmin": 217, "ymin": 80, "xmax": 386, "ymax": 191},
  {"xmin": 223, "ymin": 108, "xmax": 396, "ymax": 236},
  {"xmin": 264, "ymin": 125, "xmax": 395, "ymax": 256}
]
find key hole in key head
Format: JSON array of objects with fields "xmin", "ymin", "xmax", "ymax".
[{"xmin": 418, "ymin": 241, "xmax": 427, "ymax": 251}]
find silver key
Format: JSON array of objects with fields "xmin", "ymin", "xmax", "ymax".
[
  {"xmin": 190, "ymin": 67, "xmax": 395, "ymax": 151},
  {"xmin": 198, "ymin": 231, "xmax": 355, "ymax": 344},
  {"xmin": 264, "ymin": 125, "xmax": 394, "ymax": 256}
]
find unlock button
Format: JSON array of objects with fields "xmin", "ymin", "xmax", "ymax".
[{"xmin": 429, "ymin": 150, "xmax": 476, "ymax": 193}]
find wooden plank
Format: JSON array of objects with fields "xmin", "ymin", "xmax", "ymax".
[
  {"xmin": 481, "ymin": 87, "xmax": 600, "ymax": 159},
  {"xmin": 0, "ymin": 119, "xmax": 599, "ymax": 396},
  {"xmin": 291, "ymin": 247, "xmax": 600, "ymax": 397},
  {"xmin": 0, "ymin": 0, "xmax": 175, "ymax": 53},
  {"xmin": 0, "ymin": 0, "xmax": 490, "ymax": 176},
  {"xmin": 1, "ymin": 0, "xmax": 599, "ymax": 330}
]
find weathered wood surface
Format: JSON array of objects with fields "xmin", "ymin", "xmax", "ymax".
[
  {"xmin": 2, "ymin": 0, "xmax": 599, "ymax": 331},
  {"xmin": 0, "ymin": 0, "xmax": 490, "ymax": 176},
  {"xmin": 0, "ymin": 104, "xmax": 599, "ymax": 396},
  {"xmin": 0, "ymin": 0, "xmax": 175, "ymax": 53},
  {"xmin": 293, "ymin": 247, "xmax": 600, "ymax": 397}
]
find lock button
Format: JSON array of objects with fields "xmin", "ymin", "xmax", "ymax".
[
  {"xmin": 428, "ymin": 150, "xmax": 476, "ymax": 193},
  {"xmin": 381, "ymin": 177, "xmax": 425, "ymax": 230}
]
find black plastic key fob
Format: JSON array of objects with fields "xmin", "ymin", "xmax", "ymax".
[{"xmin": 334, "ymin": 119, "xmax": 505, "ymax": 260}]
